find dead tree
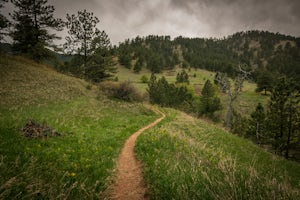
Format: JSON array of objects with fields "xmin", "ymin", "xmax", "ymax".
[{"xmin": 215, "ymin": 65, "xmax": 251, "ymax": 128}]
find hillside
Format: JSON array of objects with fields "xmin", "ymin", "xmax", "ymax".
[
  {"xmin": 0, "ymin": 55, "xmax": 159, "ymax": 199},
  {"xmin": 117, "ymin": 30, "xmax": 300, "ymax": 84},
  {"xmin": 0, "ymin": 54, "xmax": 89, "ymax": 109},
  {"xmin": 0, "ymin": 55, "xmax": 299, "ymax": 199},
  {"xmin": 136, "ymin": 108, "xmax": 300, "ymax": 199}
]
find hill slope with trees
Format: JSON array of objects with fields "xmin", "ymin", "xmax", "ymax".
[{"xmin": 116, "ymin": 31, "xmax": 300, "ymax": 85}]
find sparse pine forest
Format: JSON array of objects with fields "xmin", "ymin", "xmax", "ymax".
[{"xmin": 1, "ymin": 0, "xmax": 300, "ymax": 199}]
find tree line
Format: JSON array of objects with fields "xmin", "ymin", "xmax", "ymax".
[
  {"xmin": 237, "ymin": 77, "xmax": 300, "ymax": 159},
  {"xmin": 0, "ymin": 0, "xmax": 116, "ymax": 82}
]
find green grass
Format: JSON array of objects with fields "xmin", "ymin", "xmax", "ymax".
[
  {"xmin": 0, "ymin": 55, "xmax": 91, "ymax": 109},
  {"xmin": 1, "ymin": 54, "xmax": 289, "ymax": 199},
  {"xmin": 0, "ymin": 97, "xmax": 158, "ymax": 199},
  {"xmin": 116, "ymin": 65, "xmax": 215, "ymax": 94},
  {"xmin": 0, "ymin": 55, "xmax": 159, "ymax": 199},
  {"xmin": 135, "ymin": 108, "xmax": 300, "ymax": 199}
]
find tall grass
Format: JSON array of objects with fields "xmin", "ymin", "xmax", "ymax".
[
  {"xmin": 135, "ymin": 108, "xmax": 300, "ymax": 199},
  {"xmin": 0, "ymin": 55, "xmax": 159, "ymax": 199}
]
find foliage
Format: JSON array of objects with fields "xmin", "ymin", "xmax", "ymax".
[
  {"xmin": 10, "ymin": 0, "xmax": 63, "ymax": 60},
  {"xmin": 140, "ymin": 75, "xmax": 149, "ymax": 83},
  {"xmin": 99, "ymin": 81, "xmax": 142, "ymax": 102},
  {"xmin": 176, "ymin": 69, "xmax": 189, "ymax": 84},
  {"xmin": 64, "ymin": 10, "xmax": 101, "ymax": 70},
  {"xmin": 133, "ymin": 59, "xmax": 143, "ymax": 73},
  {"xmin": 197, "ymin": 80, "xmax": 222, "ymax": 117},
  {"xmin": 117, "ymin": 35, "xmax": 179, "ymax": 73},
  {"xmin": 116, "ymin": 31, "xmax": 300, "ymax": 86},
  {"xmin": 118, "ymin": 52, "xmax": 131, "ymax": 69},
  {"xmin": 147, "ymin": 74, "xmax": 193, "ymax": 109},
  {"xmin": 85, "ymin": 48, "xmax": 117, "ymax": 82},
  {"xmin": 64, "ymin": 11, "xmax": 116, "ymax": 81},
  {"xmin": 247, "ymin": 103, "xmax": 267, "ymax": 144},
  {"xmin": 254, "ymin": 68, "xmax": 276, "ymax": 95},
  {"xmin": 266, "ymin": 77, "xmax": 300, "ymax": 158}
]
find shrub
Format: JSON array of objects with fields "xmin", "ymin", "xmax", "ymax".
[
  {"xmin": 140, "ymin": 75, "xmax": 149, "ymax": 83},
  {"xmin": 99, "ymin": 81, "xmax": 142, "ymax": 102}
]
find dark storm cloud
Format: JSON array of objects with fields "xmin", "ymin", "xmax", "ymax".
[
  {"xmin": 5, "ymin": 0, "xmax": 299, "ymax": 44},
  {"xmin": 168, "ymin": 0, "xmax": 300, "ymax": 37}
]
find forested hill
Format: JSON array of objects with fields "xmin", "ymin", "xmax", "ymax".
[{"xmin": 116, "ymin": 30, "xmax": 300, "ymax": 83}]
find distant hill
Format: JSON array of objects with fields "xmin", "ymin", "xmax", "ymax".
[{"xmin": 116, "ymin": 30, "xmax": 300, "ymax": 83}]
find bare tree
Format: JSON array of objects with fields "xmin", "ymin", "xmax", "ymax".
[{"xmin": 215, "ymin": 64, "xmax": 251, "ymax": 128}]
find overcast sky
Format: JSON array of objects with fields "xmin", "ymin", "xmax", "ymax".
[{"xmin": 4, "ymin": 0, "xmax": 300, "ymax": 45}]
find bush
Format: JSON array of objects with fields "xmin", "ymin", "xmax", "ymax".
[
  {"xmin": 99, "ymin": 81, "xmax": 142, "ymax": 102},
  {"xmin": 140, "ymin": 75, "xmax": 149, "ymax": 83}
]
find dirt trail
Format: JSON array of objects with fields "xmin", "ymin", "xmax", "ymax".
[{"xmin": 108, "ymin": 107, "xmax": 165, "ymax": 200}]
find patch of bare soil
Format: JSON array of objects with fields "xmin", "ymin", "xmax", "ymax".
[{"xmin": 108, "ymin": 108, "xmax": 165, "ymax": 200}]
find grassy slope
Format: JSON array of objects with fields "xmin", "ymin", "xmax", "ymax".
[
  {"xmin": 0, "ymin": 55, "xmax": 158, "ymax": 199},
  {"xmin": 2, "ymin": 55, "xmax": 297, "ymax": 199},
  {"xmin": 136, "ymin": 108, "xmax": 300, "ymax": 199},
  {"xmin": 116, "ymin": 64, "xmax": 268, "ymax": 116}
]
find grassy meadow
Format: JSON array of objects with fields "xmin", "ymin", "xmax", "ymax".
[
  {"xmin": 1, "ymin": 55, "xmax": 299, "ymax": 199},
  {"xmin": 136, "ymin": 108, "xmax": 300, "ymax": 199},
  {"xmin": 0, "ymin": 55, "xmax": 158, "ymax": 199}
]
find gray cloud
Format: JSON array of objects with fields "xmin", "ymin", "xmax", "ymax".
[{"xmin": 5, "ymin": 0, "xmax": 300, "ymax": 44}]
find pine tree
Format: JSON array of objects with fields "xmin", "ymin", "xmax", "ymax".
[
  {"xmin": 85, "ymin": 31, "xmax": 116, "ymax": 82},
  {"xmin": 10, "ymin": 0, "xmax": 63, "ymax": 60},
  {"xmin": 267, "ymin": 77, "xmax": 300, "ymax": 158},
  {"xmin": 176, "ymin": 69, "xmax": 189, "ymax": 84},
  {"xmin": 198, "ymin": 80, "xmax": 221, "ymax": 117},
  {"xmin": 118, "ymin": 52, "xmax": 131, "ymax": 69},
  {"xmin": 255, "ymin": 69, "xmax": 275, "ymax": 95},
  {"xmin": 133, "ymin": 59, "xmax": 142, "ymax": 73},
  {"xmin": 147, "ymin": 73, "xmax": 158, "ymax": 104},
  {"xmin": 64, "ymin": 9, "xmax": 101, "ymax": 73},
  {"xmin": 248, "ymin": 103, "xmax": 266, "ymax": 144}
]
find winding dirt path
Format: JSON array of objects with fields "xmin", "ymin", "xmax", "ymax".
[{"xmin": 108, "ymin": 107, "xmax": 165, "ymax": 200}]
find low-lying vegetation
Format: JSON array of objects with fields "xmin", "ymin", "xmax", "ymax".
[
  {"xmin": 0, "ymin": 55, "xmax": 158, "ymax": 199},
  {"xmin": 136, "ymin": 108, "xmax": 300, "ymax": 199},
  {"xmin": 0, "ymin": 97, "xmax": 158, "ymax": 199}
]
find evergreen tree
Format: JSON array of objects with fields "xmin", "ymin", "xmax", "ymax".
[
  {"xmin": 147, "ymin": 73, "xmax": 159, "ymax": 104},
  {"xmin": 198, "ymin": 80, "xmax": 222, "ymax": 117},
  {"xmin": 147, "ymin": 74, "xmax": 193, "ymax": 108},
  {"xmin": 64, "ymin": 9, "xmax": 101, "ymax": 73},
  {"xmin": 10, "ymin": 0, "xmax": 63, "ymax": 60},
  {"xmin": 176, "ymin": 69, "xmax": 189, "ymax": 84},
  {"xmin": 133, "ymin": 59, "xmax": 142, "ymax": 73},
  {"xmin": 85, "ymin": 33, "xmax": 117, "ymax": 82},
  {"xmin": 267, "ymin": 77, "xmax": 300, "ymax": 158},
  {"xmin": 118, "ymin": 52, "xmax": 131, "ymax": 68},
  {"xmin": 255, "ymin": 69, "xmax": 275, "ymax": 95},
  {"xmin": 248, "ymin": 103, "xmax": 266, "ymax": 144}
]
